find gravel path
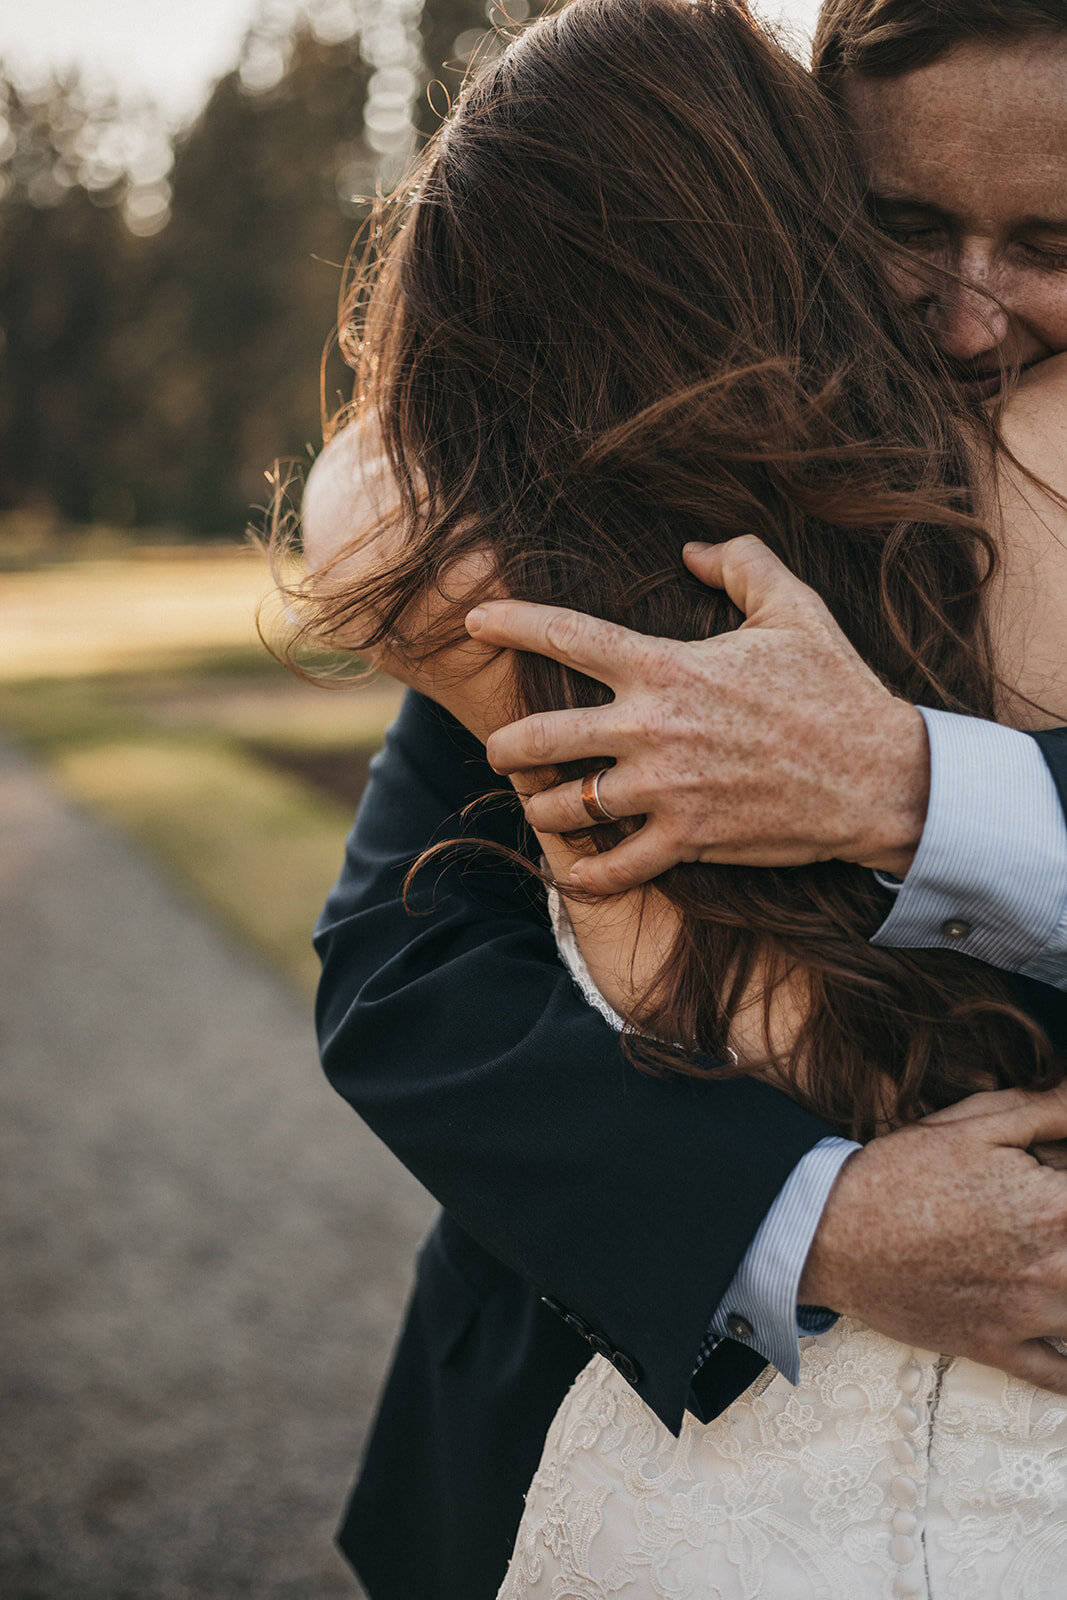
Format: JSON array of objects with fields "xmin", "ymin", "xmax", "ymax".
[{"xmin": 0, "ymin": 739, "xmax": 434, "ymax": 1600}]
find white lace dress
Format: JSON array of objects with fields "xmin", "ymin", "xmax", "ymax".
[{"xmin": 497, "ymin": 896, "xmax": 1067, "ymax": 1600}]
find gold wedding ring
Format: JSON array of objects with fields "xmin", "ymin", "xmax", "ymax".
[{"xmin": 580, "ymin": 768, "xmax": 618, "ymax": 825}]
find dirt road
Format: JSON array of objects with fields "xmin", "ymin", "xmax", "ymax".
[{"xmin": 0, "ymin": 738, "xmax": 434, "ymax": 1599}]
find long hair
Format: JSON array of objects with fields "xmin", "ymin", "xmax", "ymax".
[{"xmin": 287, "ymin": 0, "xmax": 1059, "ymax": 1138}]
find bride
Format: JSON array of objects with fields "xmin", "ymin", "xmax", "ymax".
[{"xmin": 290, "ymin": 0, "xmax": 1067, "ymax": 1591}]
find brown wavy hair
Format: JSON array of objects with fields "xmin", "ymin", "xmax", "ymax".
[
  {"xmin": 289, "ymin": 0, "xmax": 1060, "ymax": 1139},
  {"xmin": 813, "ymin": 0, "xmax": 1067, "ymax": 91}
]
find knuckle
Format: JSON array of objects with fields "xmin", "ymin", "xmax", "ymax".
[
  {"xmin": 632, "ymin": 699, "xmax": 682, "ymax": 750},
  {"xmin": 979, "ymin": 1087, "xmax": 1019, "ymax": 1111},
  {"xmin": 642, "ymin": 640, "xmax": 684, "ymax": 685},
  {"xmin": 544, "ymin": 610, "xmax": 583, "ymax": 657},
  {"xmin": 490, "ymin": 598, "xmax": 519, "ymax": 634},
  {"xmin": 725, "ymin": 533, "xmax": 767, "ymax": 562},
  {"xmin": 634, "ymin": 688, "xmax": 672, "ymax": 727},
  {"xmin": 534, "ymin": 779, "xmax": 572, "ymax": 817},
  {"xmin": 526, "ymin": 714, "xmax": 552, "ymax": 763},
  {"xmin": 1018, "ymin": 1254, "xmax": 1053, "ymax": 1298},
  {"xmin": 621, "ymin": 771, "xmax": 655, "ymax": 812},
  {"xmin": 561, "ymin": 791, "xmax": 588, "ymax": 829},
  {"xmin": 611, "ymin": 710, "xmax": 644, "ymax": 745}
]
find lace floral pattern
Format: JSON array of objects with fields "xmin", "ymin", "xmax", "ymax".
[
  {"xmin": 501, "ymin": 901, "xmax": 1067, "ymax": 1598},
  {"xmin": 498, "ymin": 1321, "xmax": 1067, "ymax": 1599},
  {"xmin": 926, "ymin": 1349, "xmax": 1067, "ymax": 1599}
]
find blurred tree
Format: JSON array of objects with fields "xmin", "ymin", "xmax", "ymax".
[
  {"xmin": 0, "ymin": 15, "xmax": 372, "ymax": 537},
  {"xmin": 0, "ymin": 0, "xmax": 565, "ymax": 542},
  {"xmin": 0, "ymin": 74, "xmax": 156, "ymax": 521},
  {"xmin": 160, "ymin": 22, "xmax": 373, "ymax": 530},
  {"xmin": 416, "ymin": 0, "xmax": 537, "ymax": 136}
]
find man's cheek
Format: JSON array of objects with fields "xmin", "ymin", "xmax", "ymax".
[{"xmin": 1023, "ymin": 280, "xmax": 1067, "ymax": 357}]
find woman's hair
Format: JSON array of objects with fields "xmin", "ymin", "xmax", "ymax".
[
  {"xmin": 290, "ymin": 0, "xmax": 1060, "ymax": 1138},
  {"xmin": 813, "ymin": 0, "xmax": 1067, "ymax": 92}
]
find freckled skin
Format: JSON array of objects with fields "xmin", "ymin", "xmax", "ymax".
[
  {"xmin": 470, "ymin": 435, "xmax": 1067, "ymax": 1386},
  {"xmin": 845, "ymin": 38, "xmax": 1067, "ymax": 380},
  {"xmin": 483, "ymin": 538, "xmax": 932, "ymax": 884},
  {"xmin": 799, "ymin": 1090, "xmax": 1067, "ymax": 1397},
  {"xmin": 306, "ymin": 439, "xmax": 1067, "ymax": 1393},
  {"xmin": 303, "ymin": 37, "xmax": 1067, "ymax": 1387}
]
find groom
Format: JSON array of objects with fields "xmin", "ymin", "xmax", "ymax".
[{"xmin": 314, "ymin": 2, "xmax": 1067, "ymax": 1596}]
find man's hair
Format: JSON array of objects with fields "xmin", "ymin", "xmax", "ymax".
[{"xmin": 814, "ymin": 0, "xmax": 1067, "ymax": 88}]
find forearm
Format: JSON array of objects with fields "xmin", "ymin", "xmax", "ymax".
[{"xmin": 316, "ymin": 690, "xmax": 833, "ymax": 1430}]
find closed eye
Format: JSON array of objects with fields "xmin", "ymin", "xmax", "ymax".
[
  {"xmin": 1019, "ymin": 241, "xmax": 1067, "ymax": 271},
  {"xmin": 879, "ymin": 224, "xmax": 945, "ymax": 249}
]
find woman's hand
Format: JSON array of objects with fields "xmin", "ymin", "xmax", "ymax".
[{"xmin": 467, "ymin": 536, "xmax": 930, "ymax": 893}]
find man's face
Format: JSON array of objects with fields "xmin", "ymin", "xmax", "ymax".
[{"xmin": 843, "ymin": 36, "xmax": 1067, "ymax": 400}]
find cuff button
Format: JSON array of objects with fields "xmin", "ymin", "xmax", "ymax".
[
  {"xmin": 726, "ymin": 1313, "xmax": 754, "ymax": 1341},
  {"xmin": 939, "ymin": 918, "xmax": 971, "ymax": 940}
]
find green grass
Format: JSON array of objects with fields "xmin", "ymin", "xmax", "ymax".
[
  {"xmin": 0, "ymin": 541, "xmax": 404, "ymax": 993},
  {"xmin": 55, "ymin": 735, "xmax": 353, "ymax": 996},
  {"xmin": 0, "ymin": 676, "xmax": 150, "ymax": 753},
  {"xmin": 0, "ymin": 660, "xmax": 396, "ymax": 997}
]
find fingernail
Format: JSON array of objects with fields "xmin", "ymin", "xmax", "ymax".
[
  {"xmin": 466, "ymin": 607, "xmax": 486, "ymax": 634},
  {"xmin": 568, "ymin": 864, "xmax": 585, "ymax": 886},
  {"xmin": 683, "ymin": 541, "xmax": 711, "ymax": 554}
]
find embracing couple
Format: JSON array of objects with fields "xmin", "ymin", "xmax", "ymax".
[{"xmin": 292, "ymin": 0, "xmax": 1067, "ymax": 1594}]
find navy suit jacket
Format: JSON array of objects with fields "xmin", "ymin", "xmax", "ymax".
[{"xmin": 314, "ymin": 694, "xmax": 1067, "ymax": 1600}]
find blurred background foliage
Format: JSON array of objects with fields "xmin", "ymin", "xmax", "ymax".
[
  {"xmin": 0, "ymin": 0, "xmax": 544, "ymax": 992},
  {"xmin": 0, "ymin": 0, "xmax": 525, "ymax": 549}
]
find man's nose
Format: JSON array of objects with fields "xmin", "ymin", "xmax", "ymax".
[{"xmin": 923, "ymin": 277, "xmax": 1010, "ymax": 364}]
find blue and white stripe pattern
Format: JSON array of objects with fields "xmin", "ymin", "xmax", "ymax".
[
  {"xmin": 699, "ymin": 1135, "xmax": 857, "ymax": 1379},
  {"xmin": 873, "ymin": 708, "xmax": 1067, "ymax": 990}
]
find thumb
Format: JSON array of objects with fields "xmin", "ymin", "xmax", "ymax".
[{"xmin": 683, "ymin": 535, "xmax": 829, "ymax": 627}]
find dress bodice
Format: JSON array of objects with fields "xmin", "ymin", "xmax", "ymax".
[
  {"xmin": 498, "ymin": 895, "xmax": 1067, "ymax": 1599},
  {"xmin": 501, "ymin": 1315, "xmax": 1067, "ymax": 1599}
]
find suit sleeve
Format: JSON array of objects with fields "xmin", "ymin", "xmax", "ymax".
[{"xmin": 315, "ymin": 690, "xmax": 833, "ymax": 1433}]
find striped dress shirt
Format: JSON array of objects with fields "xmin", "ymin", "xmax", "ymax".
[{"xmin": 701, "ymin": 707, "xmax": 1067, "ymax": 1381}]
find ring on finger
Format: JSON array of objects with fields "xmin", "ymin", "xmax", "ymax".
[{"xmin": 580, "ymin": 767, "xmax": 618, "ymax": 825}]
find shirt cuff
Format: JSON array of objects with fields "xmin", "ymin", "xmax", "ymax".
[
  {"xmin": 702, "ymin": 1136, "xmax": 859, "ymax": 1383},
  {"xmin": 872, "ymin": 708, "xmax": 1067, "ymax": 990}
]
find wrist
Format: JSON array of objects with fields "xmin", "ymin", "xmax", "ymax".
[
  {"xmin": 851, "ymin": 700, "xmax": 929, "ymax": 877},
  {"xmin": 796, "ymin": 1148, "xmax": 864, "ymax": 1311}
]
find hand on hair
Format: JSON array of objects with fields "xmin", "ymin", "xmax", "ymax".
[{"xmin": 467, "ymin": 535, "xmax": 930, "ymax": 893}]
